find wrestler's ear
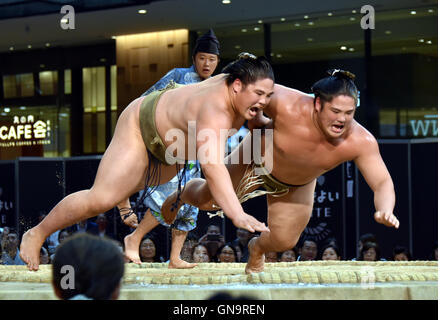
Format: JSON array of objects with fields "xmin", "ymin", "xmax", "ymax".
[
  {"xmin": 315, "ymin": 97, "xmax": 322, "ymax": 112},
  {"xmin": 232, "ymin": 78, "xmax": 243, "ymax": 93}
]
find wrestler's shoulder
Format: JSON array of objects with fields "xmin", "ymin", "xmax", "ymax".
[
  {"xmin": 273, "ymin": 85, "xmax": 311, "ymax": 106},
  {"xmin": 274, "ymin": 84, "xmax": 308, "ymax": 98},
  {"xmin": 269, "ymin": 86, "xmax": 312, "ymax": 119},
  {"xmin": 349, "ymin": 121, "xmax": 378, "ymax": 146}
]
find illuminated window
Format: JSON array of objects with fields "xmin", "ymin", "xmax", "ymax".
[
  {"xmin": 39, "ymin": 71, "xmax": 58, "ymax": 96},
  {"xmin": 64, "ymin": 69, "xmax": 72, "ymax": 94},
  {"xmin": 3, "ymin": 75, "xmax": 17, "ymax": 98},
  {"xmin": 82, "ymin": 67, "xmax": 106, "ymax": 153},
  {"xmin": 3, "ymin": 73, "xmax": 34, "ymax": 98}
]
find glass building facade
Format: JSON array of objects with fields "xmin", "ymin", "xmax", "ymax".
[{"xmin": 0, "ymin": 4, "xmax": 437, "ymax": 160}]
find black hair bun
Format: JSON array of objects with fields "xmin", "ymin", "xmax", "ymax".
[{"xmin": 327, "ymin": 69, "xmax": 356, "ymax": 81}]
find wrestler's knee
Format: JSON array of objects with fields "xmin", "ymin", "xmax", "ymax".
[
  {"xmin": 86, "ymin": 189, "xmax": 117, "ymax": 213},
  {"xmin": 269, "ymin": 234, "xmax": 299, "ymax": 252}
]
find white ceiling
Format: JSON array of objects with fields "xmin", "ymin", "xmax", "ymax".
[{"xmin": 0, "ymin": 0, "xmax": 437, "ymax": 53}]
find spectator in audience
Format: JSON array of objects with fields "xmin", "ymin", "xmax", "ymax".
[
  {"xmin": 58, "ymin": 229, "xmax": 71, "ymax": 244},
  {"xmin": 392, "ymin": 245, "xmax": 411, "ymax": 261},
  {"xmin": 52, "ymin": 233, "xmax": 124, "ymax": 300},
  {"xmin": 46, "ymin": 230, "xmax": 60, "ymax": 255},
  {"xmin": 265, "ymin": 251, "xmax": 279, "ymax": 262},
  {"xmin": 192, "ymin": 244, "xmax": 210, "ymax": 263},
  {"xmin": 90, "ymin": 214, "xmax": 115, "ymax": 239},
  {"xmin": 297, "ymin": 235, "xmax": 318, "ymax": 261},
  {"xmin": 68, "ymin": 218, "xmax": 98, "ymax": 234},
  {"xmin": 322, "ymin": 237, "xmax": 339, "ymax": 248},
  {"xmin": 180, "ymin": 232, "xmax": 199, "ymax": 263},
  {"xmin": 0, "ymin": 226, "xmax": 8, "ymax": 255},
  {"xmin": 355, "ymin": 233, "xmax": 378, "ymax": 260},
  {"xmin": 430, "ymin": 240, "xmax": 438, "ymax": 260},
  {"xmin": 50, "ymin": 228, "xmax": 71, "ymax": 262},
  {"xmin": 232, "ymin": 244, "xmax": 243, "ymax": 262},
  {"xmin": 1, "ymin": 228, "xmax": 25, "ymax": 265},
  {"xmin": 139, "ymin": 236, "xmax": 159, "ymax": 263},
  {"xmin": 358, "ymin": 241, "xmax": 382, "ymax": 261},
  {"xmin": 280, "ymin": 248, "xmax": 298, "ymax": 262},
  {"xmin": 230, "ymin": 228, "xmax": 253, "ymax": 262},
  {"xmin": 199, "ymin": 224, "xmax": 225, "ymax": 262},
  {"xmin": 216, "ymin": 243, "xmax": 238, "ymax": 263},
  {"xmin": 319, "ymin": 243, "xmax": 342, "ymax": 261},
  {"xmin": 40, "ymin": 246, "xmax": 50, "ymax": 264}
]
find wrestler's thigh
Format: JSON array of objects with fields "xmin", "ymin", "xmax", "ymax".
[
  {"xmin": 266, "ymin": 180, "xmax": 317, "ymax": 247},
  {"xmin": 91, "ymin": 98, "xmax": 149, "ymax": 202}
]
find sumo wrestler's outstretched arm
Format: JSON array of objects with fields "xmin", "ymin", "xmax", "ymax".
[
  {"xmin": 196, "ymin": 111, "xmax": 269, "ymax": 233},
  {"xmin": 354, "ymin": 135, "xmax": 399, "ymax": 229}
]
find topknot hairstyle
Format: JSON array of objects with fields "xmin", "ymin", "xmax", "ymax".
[
  {"xmin": 311, "ymin": 69, "xmax": 358, "ymax": 107},
  {"xmin": 222, "ymin": 52, "xmax": 274, "ymax": 87},
  {"xmin": 328, "ymin": 69, "xmax": 356, "ymax": 80}
]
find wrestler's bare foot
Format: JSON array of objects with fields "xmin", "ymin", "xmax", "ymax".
[
  {"xmin": 162, "ymin": 190, "xmax": 183, "ymax": 225},
  {"xmin": 20, "ymin": 228, "xmax": 46, "ymax": 271},
  {"xmin": 168, "ymin": 257, "xmax": 198, "ymax": 269},
  {"xmin": 245, "ymin": 237, "xmax": 265, "ymax": 274},
  {"xmin": 123, "ymin": 233, "xmax": 141, "ymax": 264}
]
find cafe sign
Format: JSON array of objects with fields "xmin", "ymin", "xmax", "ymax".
[{"xmin": 0, "ymin": 115, "xmax": 52, "ymax": 147}]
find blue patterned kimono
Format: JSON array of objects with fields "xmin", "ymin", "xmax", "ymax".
[{"xmin": 141, "ymin": 65, "xmax": 201, "ymax": 97}]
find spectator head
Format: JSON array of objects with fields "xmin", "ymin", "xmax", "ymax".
[
  {"xmin": 217, "ymin": 244, "xmax": 238, "ymax": 263},
  {"xmin": 52, "ymin": 233, "xmax": 124, "ymax": 300},
  {"xmin": 95, "ymin": 214, "xmax": 108, "ymax": 229},
  {"xmin": 319, "ymin": 243, "xmax": 342, "ymax": 261},
  {"xmin": 298, "ymin": 235, "xmax": 318, "ymax": 261},
  {"xmin": 186, "ymin": 231, "xmax": 199, "ymax": 243},
  {"xmin": 358, "ymin": 233, "xmax": 377, "ymax": 251},
  {"xmin": 359, "ymin": 241, "xmax": 381, "ymax": 261},
  {"xmin": 139, "ymin": 235, "xmax": 157, "ymax": 262},
  {"xmin": 192, "ymin": 244, "xmax": 210, "ymax": 263},
  {"xmin": 78, "ymin": 219, "xmax": 88, "ymax": 228},
  {"xmin": 4, "ymin": 228, "xmax": 19, "ymax": 251},
  {"xmin": 232, "ymin": 244, "xmax": 243, "ymax": 262},
  {"xmin": 40, "ymin": 246, "xmax": 50, "ymax": 264},
  {"xmin": 392, "ymin": 245, "xmax": 411, "ymax": 261},
  {"xmin": 432, "ymin": 240, "xmax": 438, "ymax": 261},
  {"xmin": 206, "ymin": 224, "xmax": 221, "ymax": 235},
  {"xmin": 236, "ymin": 228, "xmax": 252, "ymax": 246},
  {"xmin": 265, "ymin": 251, "xmax": 279, "ymax": 263},
  {"xmin": 280, "ymin": 248, "xmax": 297, "ymax": 262},
  {"xmin": 58, "ymin": 229, "xmax": 70, "ymax": 244},
  {"xmin": 192, "ymin": 29, "xmax": 220, "ymax": 80},
  {"xmin": 323, "ymin": 237, "xmax": 339, "ymax": 248}
]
